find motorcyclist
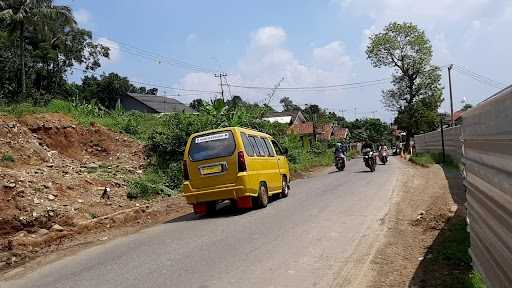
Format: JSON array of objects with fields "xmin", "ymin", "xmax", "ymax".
[
  {"xmin": 361, "ymin": 140, "xmax": 373, "ymax": 154},
  {"xmin": 334, "ymin": 142, "xmax": 347, "ymax": 156},
  {"xmin": 378, "ymin": 143, "xmax": 390, "ymax": 164},
  {"xmin": 378, "ymin": 143, "xmax": 389, "ymax": 153}
]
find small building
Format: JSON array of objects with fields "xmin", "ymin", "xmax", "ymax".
[
  {"xmin": 316, "ymin": 123, "xmax": 350, "ymax": 141},
  {"xmin": 288, "ymin": 122, "xmax": 314, "ymax": 135},
  {"xmin": 120, "ymin": 93, "xmax": 195, "ymax": 113},
  {"xmin": 263, "ymin": 111, "xmax": 306, "ymax": 125}
]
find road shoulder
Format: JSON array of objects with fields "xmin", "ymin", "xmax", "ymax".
[{"xmin": 358, "ymin": 161, "xmax": 465, "ymax": 287}]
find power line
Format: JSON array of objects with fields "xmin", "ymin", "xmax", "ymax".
[
  {"xmin": 453, "ymin": 64, "xmax": 506, "ymax": 86},
  {"xmin": 451, "ymin": 65, "xmax": 506, "ymax": 89},
  {"xmin": 71, "ymin": 67, "xmax": 219, "ymax": 94},
  {"xmin": 94, "ymin": 35, "xmax": 219, "ymax": 73},
  {"xmin": 226, "ymin": 78, "xmax": 390, "ymax": 91}
]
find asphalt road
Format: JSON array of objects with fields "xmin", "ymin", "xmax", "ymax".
[{"xmin": 3, "ymin": 157, "xmax": 401, "ymax": 288}]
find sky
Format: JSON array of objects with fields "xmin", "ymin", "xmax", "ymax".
[{"xmin": 62, "ymin": 0, "xmax": 512, "ymax": 121}]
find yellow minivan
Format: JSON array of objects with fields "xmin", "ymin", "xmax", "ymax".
[{"xmin": 181, "ymin": 127, "xmax": 290, "ymax": 214}]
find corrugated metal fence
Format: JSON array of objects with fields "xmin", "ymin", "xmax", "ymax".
[
  {"xmin": 463, "ymin": 86, "xmax": 512, "ymax": 288},
  {"xmin": 414, "ymin": 126, "xmax": 463, "ymax": 162},
  {"xmin": 414, "ymin": 85, "xmax": 512, "ymax": 288}
]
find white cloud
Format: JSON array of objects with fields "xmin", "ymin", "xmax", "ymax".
[
  {"xmin": 177, "ymin": 26, "xmax": 353, "ymax": 109},
  {"xmin": 97, "ymin": 37, "xmax": 121, "ymax": 64},
  {"xmin": 250, "ymin": 26, "xmax": 287, "ymax": 50},
  {"xmin": 74, "ymin": 8, "xmax": 91, "ymax": 25},
  {"xmin": 336, "ymin": 0, "xmax": 512, "ymax": 114},
  {"xmin": 313, "ymin": 41, "xmax": 351, "ymax": 68},
  {"xmin": 186, "ymin": 33, "xmax": 197, "ymax": 43}
]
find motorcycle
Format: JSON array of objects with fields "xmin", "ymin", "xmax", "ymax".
[
  {"xmin": 362, "ymin": 148, "xmax": 377, "ymax": 172},
  {"xmin": 334, "ymin": 151, "xmax": 346, "ymax": 171},
  {"xmin": 379, "ymin": 149, "xmax": 389, "ymax": 165}
]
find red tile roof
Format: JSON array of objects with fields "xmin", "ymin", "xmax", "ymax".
[
  {"xmin": 288, "ymin": 122, "xmax": 314, "ymax": 135},
  {"xmin": 333, "ymin": 127, "xmax": 349, "ymax": 140},
  {"xmin": 453, "ymin": 110, "xmax": 464, "ymax": 122}
]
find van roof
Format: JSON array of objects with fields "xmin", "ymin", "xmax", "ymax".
[{"xmin": 189, "ymin": 127, "xmax": 272, "ymax": 139}]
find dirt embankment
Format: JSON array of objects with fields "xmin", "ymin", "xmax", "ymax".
[
  {"xmin": 358, "ymin": 161, "xmax": 467, "ymax": 288},
  {"xmin": 0, "ymin": 113, "xmax": 191, "ymax": 273}
]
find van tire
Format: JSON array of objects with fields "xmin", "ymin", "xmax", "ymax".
[
  {"xmin": 206, "ymin": 201, "xmax": 217, "ymax": 215},
  {"xmin": 280, "ymin": 176, "xmax": 289, "ymax": 198},
  {"xmin": 254, "ymin": 183, "xmax": 269, "ymax": 208}
]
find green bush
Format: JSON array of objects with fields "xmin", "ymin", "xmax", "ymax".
[{"xmin": 127, "ymin": 169, "xmax": 177, "ymax": 199}]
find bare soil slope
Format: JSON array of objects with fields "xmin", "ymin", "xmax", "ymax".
[{"xmin": 0, "ymin": 113, "xmax": 190, "ymax": 272}]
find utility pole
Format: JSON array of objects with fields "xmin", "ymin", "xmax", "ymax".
[
  {"xmin": 440, "ymin": 117, "xmax": 446, "ymax": 163},
  {"xmin": 214, "ymin": 73, "xmax": 227, "ymax": 101},
  {"xmin": 448, "ymin": 64, "xmax": 455, "ymax": 127}
]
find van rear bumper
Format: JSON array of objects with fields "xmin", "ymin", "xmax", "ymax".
[{"xmin": 181, "ymin": 182, "xmax": 252, "ymax": 204}]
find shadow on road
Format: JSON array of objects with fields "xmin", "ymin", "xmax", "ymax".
[
  {"xmin": 166, "ymin": 197, "xmax": 283, "ymax": 224},
  {"xmin": 353, "ymin": 170, "xmax": 373, "ymax": 173},
  {"xmin": 409, "ymin": 167, "xmax": 471, "ymax": 288}
]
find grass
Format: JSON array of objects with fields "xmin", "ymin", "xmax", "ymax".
[
  {"xmin": 1, "ymin": 152, "xmax": 15, "ymax": 163},
  {"xmin": 431, "ymin": 217, "xmax": 471, "ymax": 265},
  {"xmin": 346, "ymin": 149, "xmax": 359, "ymax": 160},
  {"xmin": 289, "ymin": 148, "xmax": 333, "ymax": 175},
  {"xmin": 127, "ymin": 169, "xmax": 179, "ymax": 199},
  {"xmin": 416, "ymin": 216, "xmax": 486, "ymax": 288},
  {"xmin": 466, "ymin": 272, "xmax": 486, "ymax": 288},
  {"xmin": 409, "ymin": 152, "xmax": 460, "ymax": 170}
]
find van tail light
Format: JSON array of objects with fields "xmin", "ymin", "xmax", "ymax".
[
  {"xmin": 237, "ymin": 151, "xmax": 247, "ymax": 172},
  {"xmin": 182, "ymin": 160, "xmax": 190, "ymax": 180}
]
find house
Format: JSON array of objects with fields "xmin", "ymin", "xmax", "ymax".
[
  {"xmin": 333, "ymin": 127, "xmax": 350, "ymax": 141},
  {"xmin": 452, "ymin": 109, "xmax": 465, "ymax": 126},
  {"xmin": 119, "ymin": 93, "xmax": 195, "ymax": 113},
  {"xmin": 263, "ymin": 111, "xmax": 306, "ymax": 125},
  {"xmin": 316, "ymin": 124, "xmax": 350, "ymax": 141},
  {"xmin": 288, "ymin": 122, "xmax": 314, "ymax": 135}
]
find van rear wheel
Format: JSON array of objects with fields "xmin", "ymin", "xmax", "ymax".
[
  {"xmin": 206, "ymin": 201, "xmax": 217, "ymax": 215},
  {"xmin": 254, "ymin": 183, "xmax": 269, "ymax": 208},
  {"xmin": 281, "ymin": 176, "xmax": 289, "ymax": 198}
]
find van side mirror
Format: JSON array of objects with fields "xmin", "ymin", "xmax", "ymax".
[{"xmin": 283, "ymin": 147, "xmax": 289, "ymax": 156}]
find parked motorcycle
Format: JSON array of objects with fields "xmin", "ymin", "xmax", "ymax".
[
  {"xmin": 362, "ymin": 148, "xmax": 376, "ymax": 172},
  {"xmin": 334, "ymin": 151, "xmax": 346, "ymax": 171}
]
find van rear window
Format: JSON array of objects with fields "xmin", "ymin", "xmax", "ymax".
[{"xmin": 189, "ymin": 131, "xmax": 236, "ymax": 161}]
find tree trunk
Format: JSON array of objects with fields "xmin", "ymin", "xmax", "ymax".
[
  {"xmin": 404, "ymin": 130, "xmax": 412, "ymax": 154},
  {"xmin": 20, "ymin": 22, "xmax": 26, "ymax": 99}
]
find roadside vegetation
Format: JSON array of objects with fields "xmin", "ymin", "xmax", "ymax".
[
  {"xmin": 420, "ymin": 216, "xmax": 485, "ymax": 288},
  {"xmin": 1, "ymin": 99, "xmax": 345, "ymax": 198},
  {"xmin": 409, "ymin": 152, "xmax": 460, "ymax": 170}
]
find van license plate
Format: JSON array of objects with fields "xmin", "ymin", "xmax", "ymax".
[{"xmin": 200, "ymin": 165, "xmax": 222, "ymax": 175}]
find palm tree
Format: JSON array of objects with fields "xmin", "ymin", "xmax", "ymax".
[{"xmin": 0, "ymin": 0, "xmax": 75, "ymax": 98}]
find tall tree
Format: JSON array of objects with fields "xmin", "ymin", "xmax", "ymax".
[
  {"xmin": 280, "ymin": 97, "xmax": 301, "ymax": 112},
  {"xmin": 80, "ymin": 73, "xmax": 134, "ymax": 109},
  {"xmin": 0, "ymin": 0, "xmax": 75, "ymax": 97},
  {"xmin": 366, "ymin": 22, "xmax": 443, "ymax": 149},
  {"xmin": 189, "ymin": 98, "xmax": 205, "ymax": 111}
]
